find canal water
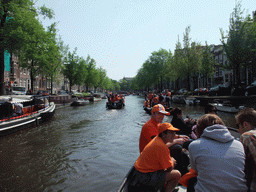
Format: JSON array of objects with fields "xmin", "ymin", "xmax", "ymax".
[{"xmin": 0, "ymin": 95, "xmax": 238, "ymax": 192}]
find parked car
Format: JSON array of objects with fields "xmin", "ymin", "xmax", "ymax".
[
  {"xmin": 193, "ymin": 88, "xmax": 208, "ymax": 95},
  {"xmin": 71, "ymin": 90, "xmax": 82, "ymax": 96},
  {"xmin": 245, "ymin": 80, "xmax": 256, "ymax": 96},
  {"xmin": 12, "ymin": 86, "xmax": 26, "ymax": 95},
  {"xmin": 58, "ymin": 90, "xmax": 69, "ymax": 95},
  {"xmin": 193, "ymin": 88, "xmax": 200, "ymax": 95},
  {"xmin": 36, "ymin": 90, "xmax": 50, "ymax": 96},
  {"xmin": 178, "ymin": 88, "xmax": 188, "ymax": 95},
  {"xmin": 208, "ymin": 84, "xmax": 231, "ymax": 96}
]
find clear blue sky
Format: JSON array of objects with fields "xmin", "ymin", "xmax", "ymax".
[{"xmin": 35, "ymin": 0, "xmax": 255, "ymax": 81}]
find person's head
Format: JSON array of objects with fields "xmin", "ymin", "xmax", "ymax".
[
  {"xmin": 196, "ymin": 114, "xmax": 225, "ymax": 138},
  {"xmin": 205, "ymin": 104, "xmax": 217, "ymax": 115},
  {"xmin": 158, "ymin": 123, "xmax": 180, "ymax": 143},
  {"xmin": 170, "ymin": 107, "xmax": 182, "ymax": 118},
  {"xmin": 151, "ymin": 104, "xmax": 170, "ymax": 123},
  {"xmin": 235, "ymin": 108, "xmax": 256, "ymax": 134}
]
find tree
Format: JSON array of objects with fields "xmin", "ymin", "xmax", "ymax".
[
  {"xmin": 220, "ymin": 0, "xmax": 256, "ymax": 87},
  {"xmin": 95, "ymin": 67, "xmax": 107, "ymax": 91},
  {"xmin": 84, "ymin": 55, "xmax": 97, "ymax": 92},
  {"xmin": 63, "ymin": 48, "xmax": 79, "ymax": 92},
  {"xmin": 40, "ymin": 23, "xmax": 62, "ymax": 94},
  {"xmin": 17, "ymin": 18, "xmax": 48, "ymax": 92},
  {"xmin": 0, "ymin": 0, "xmax": 53, "ymax": 95},
  {"xmin": 201, "ymin": 42, "xmax": 215, "ymax": 87}
]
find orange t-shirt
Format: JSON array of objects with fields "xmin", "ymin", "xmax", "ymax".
[
  {"xmin": 153, "ymin": 96, "xmax": 159, "ymax": 103},
  {"xmin": 139, "ymin": 117, "xmax": 160, "ymax": 153},
  {"xmin": 148, "ymin": 93, "xmax": 153, "ymax": 100},
  {"xmin": 144, "ymin": 100, "xmax": 149, "ymax": 107},
  {"xmin": 135, "ymin": 136, "xmax": 173, "ymax": 173}
]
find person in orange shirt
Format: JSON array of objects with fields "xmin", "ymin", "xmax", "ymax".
[
  {"xmin": 144, "ymin": 99, "xmax": 150, "ymax": 108},
  {"xmin": 130, "ymin": 123, "xmax": 183, "ymax": 191},
  {"xmin": 152, "ymin": 95, "xmax": 159, "ymax": 106},
  {"xmin": 139, "ymin": 104, "xmax": 170, "ymax": 153},
  {"xmin": 148, "ymin": 92, "xmax": 154, "ymax": 107}
]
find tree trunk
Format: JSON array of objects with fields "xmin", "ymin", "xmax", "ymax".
[
  {"xmin": 30, "ymin": 60, "xmax": 34, "ymax": 93},
  {"xmin": 51, "ymin": 75, "xmax": 53, "ymax": 95},
  {"xmin": 0, "ymin": 46, "xmax": 5, "ymax": 95}
]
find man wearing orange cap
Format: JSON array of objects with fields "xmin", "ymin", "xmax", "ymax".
[
  {"xmin": 139, "ymin": 104, "xmax": 170, "ymax": 153},
  {"xmin": 130, "ymin": 123, "xmax": 183, "ymax": 191}
]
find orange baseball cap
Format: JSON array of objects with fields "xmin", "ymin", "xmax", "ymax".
[
  {"xmin": 158, "ymin": 123, "xmax": 180, "ymax": 134},
  {"xmin": 152, "ymin": 104, "xmax": 170, "ymax": 115}
]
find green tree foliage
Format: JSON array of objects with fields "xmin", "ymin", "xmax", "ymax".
[
  {"xmin": 17, "ymin": 17, "xmax": 48, "ymax": 91},
  {"xmin": 84, "ymin": 55, "xmax": 97, "ymax": 92},
  {"xmin": 40, "ymin": 23, "xmax": 62, "ymax": 94},
  {"xmin": 201, "ymin": 42, "xmax": 216, "ymax": 87},
  {"xmin": 182, "ymin": 26, "xmax": 202, "ymax": 90},
  {"xmin": 171, "ymin": 36, "xmax": 184, "ymax": 84},
  {"xmin": 0, "ymin": 0, "xmax": 54, "ymax": 94},
  {"xmin": 220, "ymin": 0, "xmax": 256, "ymax": 86},
  {"xmin": 119, "ymin": 78, "xmax": 128, "ymax": 91},
  {"xmin": 63, "ymin": 48, "xmax": 80, "ymax": 92}
]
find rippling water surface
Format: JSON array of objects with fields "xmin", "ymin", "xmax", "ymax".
[{"xmin": 0, "ymin": 95, "xmax": 238, "ymax": 191}]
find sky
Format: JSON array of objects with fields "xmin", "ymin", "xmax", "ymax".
[{"xmin": 35, "ymin": 0, "xmax": 256, "ymax": 81}]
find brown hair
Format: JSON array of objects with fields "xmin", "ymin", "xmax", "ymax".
[
  {"xmin": 235, "ymin": 108, "xmax": 256, "ymax": 127},
  {"xmin": 169, "ymin": 107, "xmax": 182, "ymax": 117},
  {"xmin": 197, "ymin": 114, "xmax": 225, "ymax": 138}
]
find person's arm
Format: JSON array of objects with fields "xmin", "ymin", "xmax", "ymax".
[
  {"xmin": 175, "ymin": 134, "xmax": 190, "ymax": 140},
  {"xmin": 166, "ymin": 137, "xmax": 188, "ymax": 148},
  {"xmin": 166, "ymin": 157, "xmax": 176, "ymax": 171}
]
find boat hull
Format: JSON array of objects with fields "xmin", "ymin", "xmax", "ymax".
[
  {"xmin": 70, "ymin": 100, "xmax": 89, "ymax": 106},
  {"xmin": 0, "ymin": 102, "xmax": 55, "ymax": 136},
  {"xmin": 117, "ymin": 166, "xmax": 163, "ymax": 192},
  {"xmin": 211, "ymin": 103, "xmax": 242, "ymax": 113},
  {"xmin": 106, "ymin": 101, "xmax": 124, "ymax": 109}
]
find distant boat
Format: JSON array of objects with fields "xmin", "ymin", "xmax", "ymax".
[
  {"xmin": 70, "ymin": 99, "xmax": 89, "ymax": 106},
  {"xmin": 172, "ymin": 96, "xmax": 186, "ymax": 104},
  {"xmin": 185, "ymin": 97, "xmax": 198, "ymax": 106},
  {"xmin": 0, "ymin": 95, "xmax": 55, "ymax": 136},
  {"xmin": 106, "ymin": 100, "xmax": 125, "ymax": 109},
  {"xmin": 211, "ymin": 100, "xmax": 245, "ymax": 113}
]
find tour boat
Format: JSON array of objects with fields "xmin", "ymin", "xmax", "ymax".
[
  {"xmin": 0, "ymin": 95, "xmax": 55, "ymax": 136},
  {"xmin": 106, "ymin": 100, "xmax": 125, "ymax": 109}
]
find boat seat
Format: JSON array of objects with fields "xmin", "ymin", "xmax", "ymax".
[{"xmin": 22, "ymin": 106, "xmax": 32, "ymax": 114}]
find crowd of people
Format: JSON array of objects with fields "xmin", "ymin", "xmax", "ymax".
[
  {"xmin": 129, "ymin": 101, "xmax": 256, "ymax": 192},
  {"xmin": 144, "ymin": 90, "xmax": 172, "ymax": 109},
  {"xmin": 107, "ymin": 92, "xmax": 125, "ymax": 105}
]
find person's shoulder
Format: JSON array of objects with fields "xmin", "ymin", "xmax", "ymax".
[
  {"xmin": 188, "ymin": 138, "xmax": 203, "ymax": 150},
  {"xmin": 242, "ymin": 130, "xmax": 256, "ymax": 138}
]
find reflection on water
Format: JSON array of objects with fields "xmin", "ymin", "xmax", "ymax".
[{"xmin": 0, "ymin": 96, "xmax": 238, "ymax": 191}]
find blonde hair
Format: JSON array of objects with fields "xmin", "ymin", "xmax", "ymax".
[{"xmin": 197, "ymin": 114, "xmax": 225, "ymax": 138}]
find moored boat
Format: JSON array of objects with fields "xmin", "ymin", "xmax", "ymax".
[
  {"xmin": 185, "ymin": 97, "xmax": 199, "ymax": 106},
  {"xmin": 70, "ymin": 99, "xmax": 89, "ymax": 106},
  {"xmin": 172, "ymin": 96, "xmax": 186, "ymax": 104},
  {"xmin": 0, "ymin": 95, "xmax": 55, "ymax": 136},
  {"xmin": 211, "ymin": 100, "xmax": 245, "ymax": 113}
]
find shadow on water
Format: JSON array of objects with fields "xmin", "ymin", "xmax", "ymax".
[{"xmin": 0, "ymin": 96, "xmax": 239, "ymax": 191}]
